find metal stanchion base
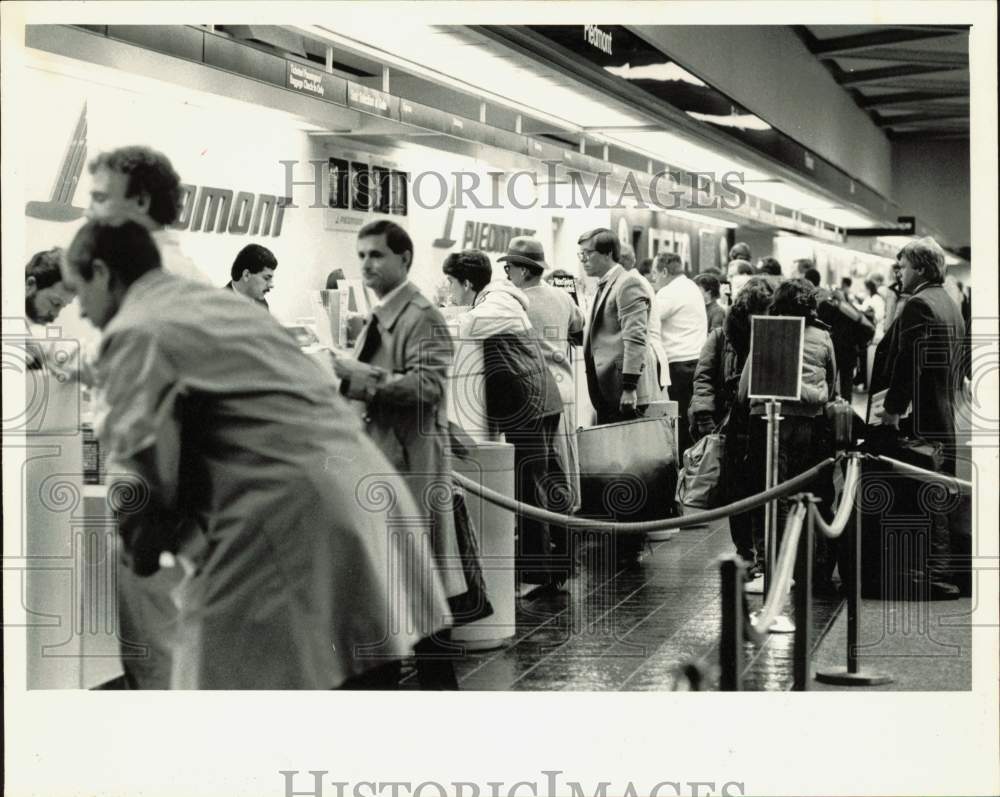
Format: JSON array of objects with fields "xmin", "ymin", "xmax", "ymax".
[
  {"xmin": 744, "ymin": 575, "xmax": 795, "ymax": 594},
  {"xmin": 815, "ymin": 668, "xmax": 894, "ymax": 686},
  {"xmin": 750, "ymin": 611, "xmax": 796, "ymax": 634}
]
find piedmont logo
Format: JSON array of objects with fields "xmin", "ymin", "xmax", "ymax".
[
  {"xmin": 26, "ymin": 102, "xmax": 289, "ymax": 237},
  {"xmin": 25, "ymin": 103, "xmax": 87, "ymax": 222}
]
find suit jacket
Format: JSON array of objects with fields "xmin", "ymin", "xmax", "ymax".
[
  {"xmin": 353, "ymin": 281, "xmax": 465, "ymax": 597},
  {"xmin": 870, "ymin": 282, "xmax": 965, "ymax": 473},
  {"xmin": 224, "ymin": 280, "xmax": 269, "ymax": 310},
  {"xmin": 584, "ymin": 265, "xmax": 659, "ymax": 412}
]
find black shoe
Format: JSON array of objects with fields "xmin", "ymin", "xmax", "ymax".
[{"xmin": 929, "ymin": 580, "xmax": 961, "ymax": 600}]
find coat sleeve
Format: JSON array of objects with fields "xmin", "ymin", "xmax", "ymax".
[
  {"xmin": 372, "ymin": 308, "xmax": 454, "ymax": 410},
  {"xmin": 97, "ymin": 326, "xmax": 185, "ymax": 575},
  {"xmin": 824, "ymin": 332, "xmax": 839, "ymax": 400},
  {"xmin": 689, "ymin": 327, "xmax": 722, "ymax": 422},
  {"xmin": 617, "ymin": 276, "xmax": 651, "ymax": 377},
  {"xmin": 884, "ymin": 296, "xmax": 932, "ymax": 416},
  {"xmin": 568, "ymin": 297, "xmax": 585, "ymax": 335}
]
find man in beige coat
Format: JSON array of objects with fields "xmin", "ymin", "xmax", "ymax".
[{"xmin": 335, "ymin": 220, "xmax": 464, "ymax": 688}]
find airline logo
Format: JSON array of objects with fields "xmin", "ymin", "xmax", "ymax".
[
  {"xmin": 25, "ymin": 103, "xmax": 87, "ymax": 222},
  {"xmin": 26, "ymin": 102, "xmax": 289, "ymax": 236}
]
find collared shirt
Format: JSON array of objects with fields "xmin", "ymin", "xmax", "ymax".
[
  {"xmin": 373, "ymin": 279, "xmax": 410, "ymax": 318},
  {"xmin": 590, "ymin": 264, "xmax": 622, "ymax": 320},
  {"xmin": 224, "ymin": 280, "xmax": 269, "ymax": 310}
]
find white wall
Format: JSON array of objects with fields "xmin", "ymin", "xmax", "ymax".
[{"xmin": 23, "ymin": 62, "xmax": 613, "ymax": 334}]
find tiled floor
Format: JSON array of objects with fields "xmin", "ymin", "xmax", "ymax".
[{"xmin": 400, "ymin": 518, "xmax": 845, "ymax": 691}]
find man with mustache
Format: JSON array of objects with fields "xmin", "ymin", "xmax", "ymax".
[
  {"xmin": 25, "ymin": 247, "xmax": 75, "ymax": 325},
  {"xmin": 225, "ymin": 244, "xmax": 277, "ymax": 311}
]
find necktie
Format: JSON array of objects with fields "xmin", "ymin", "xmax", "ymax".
[{"xmin": 357, "ymin": 314, "xmax": 382, "ymax": 363}]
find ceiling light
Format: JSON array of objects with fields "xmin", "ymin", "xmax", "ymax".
[
  {"xmin": 304, "ymin": 24, "xmax": 647, "ymax": 131},
  {"xmin": 604, "ymin": 62, "xmax": 706, "ymax": 86},
  {"xmin": 687, "ymin": 111, "xmax": 772, "ymax": 131}
]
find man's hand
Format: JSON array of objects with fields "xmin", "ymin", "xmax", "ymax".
[
  {"xmin": 331, "ymin": 355, "xmax": 352, "ymax": 381},
  {"xmin": 694, "ymin": 411, "xmax": 715, "ymax": 438},
  {"xmin": 619, "ymin": 388, "xmax": 638, "ymax": 416},
  {"xmin": 877, "ymin": 408, "xmax": 900, "ymax": 428}
]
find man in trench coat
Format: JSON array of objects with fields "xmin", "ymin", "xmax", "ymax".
[
  {"xmin": 63, "ymin": 218, "xmax": 451, "ymax": 689},
  {"xmin": 337, "ymin": 220, "xmax": 466, "ymax": 603}
]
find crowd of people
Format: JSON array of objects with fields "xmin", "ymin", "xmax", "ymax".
[{"xmin": 22, "ymin": 144, "xmax": 973, "ymax": 689}]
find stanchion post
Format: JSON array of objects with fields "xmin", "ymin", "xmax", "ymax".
[
  {"xmin": 793, "ymin": 496, "xmax": 816, "ymax": 691},
  {"xmin": 816, "ymin": 456, "xmax": 894, "ymax": 686},
  {"xmin": 719, "ymin": 555, "xmax": 744, "ymax": 691},
  {"xmin": 848, "ymin": 487, "xmax": 862, "ymax": 674},
  {"xmin": 763, "ymin": 400, "xmax": 782, "ymax": 598}
]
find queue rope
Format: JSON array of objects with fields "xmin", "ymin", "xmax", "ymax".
[
  {"xmin": 450, "ymin": 456, "xmax": 838, "ymax": 536},
  {"xmin": 747, "ymin": 502, "xmax": 807, "ymax": 641},
  {"xmin": 873, "ymin": 454, "xmax": 973, "ymax": 493},
  {"xmin": 810, "ymin": 455, "xmax": 862, "ymax": 540}
]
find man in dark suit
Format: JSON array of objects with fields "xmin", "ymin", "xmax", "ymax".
[
  {"xmin": 225, "ymin": 244, "xmax": 276, "ymax": 310},
  {"xmin": 871, "ymin": 236, "xmax": 968, "ymax": 598},
  {"xmin": 579, "ymin": 228, "xmax": 659, "ymax": 424},
  {"xmin": 579, "ymin": 229, "xmax": 661, "ymax": 567}
]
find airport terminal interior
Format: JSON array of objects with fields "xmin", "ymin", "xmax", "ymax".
[{"xmin": 11, "ymin": 21, "xmax": 981, "ymax": 695}]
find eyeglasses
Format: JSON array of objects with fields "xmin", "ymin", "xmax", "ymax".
[{"xmin": 578, "ymin": 248, "xmax": 597, "ymax": 261}]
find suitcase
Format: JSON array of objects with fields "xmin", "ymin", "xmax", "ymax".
[
  {"xmin": 858, "ymin": 436, "xmax": 946, "ymax": 599},
  {"xmin": 576, "ymin": 415, "xmax": 677, "ymax": 523}
]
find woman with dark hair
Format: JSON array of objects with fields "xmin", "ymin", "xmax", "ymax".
[
  {"xmin": 689, "ymin": 276, "xmax": 774, "ymax": 568},
  {"xmin": 740, "ymin": 278, "xmax": 840, "ymax": 592}
]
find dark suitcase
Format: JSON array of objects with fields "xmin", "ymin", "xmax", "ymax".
[
  {"xmin": 576, "ymin": 415, "xmax": 677, "ymax": 523},
  {"xmin": 858, "ymin": 436, "xmax": 947, "ymax": 599}
]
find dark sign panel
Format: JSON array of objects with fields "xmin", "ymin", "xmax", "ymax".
[
  {"xmin": 550, "ymin": 274, "xmax": 580, "ymax": 305},
  {"xmin": 347, "ymin": 82, "xmax": 400, "ymax": 120},
  {"xmin": 748, "ymin": 316, "xmax": 805, "ymax": 400},
  {"xmin": 285, "ymin": 61, "xmax": 347, "ymax": 104}
]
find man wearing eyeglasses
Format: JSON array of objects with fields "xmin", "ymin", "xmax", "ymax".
[{"xmin": 578, "ymin": 229, "xmax": 658, "ymax": 425}]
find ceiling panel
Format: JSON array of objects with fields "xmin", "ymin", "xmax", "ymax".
[{"xmin": 796, "ymin": 24, "xmax": 969, "ymax": 140}]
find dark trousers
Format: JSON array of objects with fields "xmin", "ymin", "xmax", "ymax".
[
  {"xmin": 338, "ymin": 631, "xmax": 459, "ymax": 690},
  {"xmin": 749, "ymin": 414, "xmax": 836, "ymax": 578},
  {"xmin": 668, "ymin": 359, "xmax": 699, "ymax": 459},
  {"xmin": 507, "ymin": 413, "xmax": 570, "ymax": 585}
]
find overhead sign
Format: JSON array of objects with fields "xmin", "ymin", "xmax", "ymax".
[
  {"xmin": 285, "ymin": 62, "xmax": 347, "ymax": 104},
  {"xmin": 347, "ymin": 82, "xmax": 400, "ymax": 120},
  {"xmin": 748, "ymin": 316, "xmax": 805, "ymax": 401}
]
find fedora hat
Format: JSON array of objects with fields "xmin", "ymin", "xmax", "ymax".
[{"xmin": 498, "ymin": 236, "xmax": 547, "ymax": 273}]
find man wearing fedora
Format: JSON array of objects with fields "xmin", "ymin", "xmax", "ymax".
[{"xmin": 502, "ymin": 237, "xmax": 585, "ymax": 519}]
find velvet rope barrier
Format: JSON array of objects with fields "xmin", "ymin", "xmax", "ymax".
[
  {"xmin": 810, "ymin": 454, "xmax": 862, "ymax": 539},
  {"xmin": 872, "ymin": 454, "xmax": 973, "ymax": 494},
  {"xmin": 450, "ymin": 456, "xmax": 838, "ymax": 536},
  {"xmin": 746, "ymin": 501, "xmax": 807, "ymax": 642}
]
